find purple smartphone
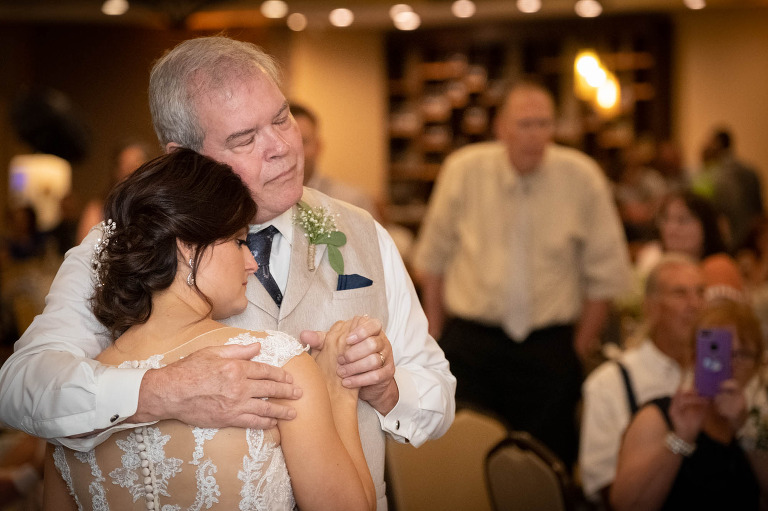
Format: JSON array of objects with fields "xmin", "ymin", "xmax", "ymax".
[{"xmin": 694, "ymin": 328, "xmax": 733, "ymax": 397}]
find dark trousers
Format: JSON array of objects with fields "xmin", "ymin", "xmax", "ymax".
[{"xmin": 440, "ymin": 317, "xmax": 582, "ymax": 468}]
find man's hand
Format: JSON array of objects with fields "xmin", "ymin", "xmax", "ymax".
[
  {"xmin": 131, "ymin": 343, "xmax": 302, "ymax": 429},
  {"xmin": 301, "ymin": 316, "xmax": 399, "ymax": 415}
]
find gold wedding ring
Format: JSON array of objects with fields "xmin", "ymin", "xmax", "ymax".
[{"xmin": 378, "ymin": 351, "xmax": 386, "ymax": 368}]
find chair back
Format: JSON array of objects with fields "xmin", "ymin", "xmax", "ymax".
[
  {"xmin": 484, "ymin": 431, "xmax": 575, "ymax": 511},
  {"xmin": 386, "ymin": 407, "xmax": 508, "ymax": 511}
]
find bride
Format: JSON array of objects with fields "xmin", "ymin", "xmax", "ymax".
[{"xmin": 43, "ymin": 148, "xmax": 375, "ymax": 510}]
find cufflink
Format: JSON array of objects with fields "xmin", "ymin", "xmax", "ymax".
[
  {"xmin": 109, "ymin": 414, "xmax": 120, "ymax": 423},
  {"xmin": 395, "ymin": 420, "xmax": 400, "ymax": 430}
]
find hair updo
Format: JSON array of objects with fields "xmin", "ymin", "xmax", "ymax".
[{"xmin": 91, "ymin": 148, "xmax": 257, "ymax": 339}]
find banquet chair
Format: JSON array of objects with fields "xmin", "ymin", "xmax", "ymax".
[
  {"xmin": 484, "ymin": 431, "xmax": 577, "ymax": 511},
  {"xmin": 385, "ymin": 406, "xmax": 508, "ymax": 511}
]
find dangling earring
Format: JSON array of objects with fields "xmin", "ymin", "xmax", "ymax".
[{"xmin": 186, "ymin": 257, "xmax": 195, "ymax": 286}]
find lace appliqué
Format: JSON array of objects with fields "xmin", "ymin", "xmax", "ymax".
[
  {"xmin": 225, "ymin": 330, "xmax": 308, "ymax": 368},
  {"xmin": 109, "ymin": 426, "xmax": 182, "ymax": 509},
  {"xmin": 189, "ymin": 428, "xmax": 221, "ymax": 510},
  {"xmin": 238, "ymin": 429, "xmax": 295, "ymax": 511},
  {"xmin": 229, "ymin": 331, "xmax": 303, "ymax": 510},
  {"xmin": 54, "ymin": 330, "xmax": 305, "ymax": 510},
  {"xmin": 74, "ymin": 450, "xmax": 108, "ymax": 511},
  {"xmin": 53, "ymin": 445, "xmax": 84, "ymax": 511},
  {"xmin": 117, "ymin": 353, "xmax": 166, "ymax": 370}
]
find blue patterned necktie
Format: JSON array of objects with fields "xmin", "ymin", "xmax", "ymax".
[{"xmin": 246, "ymin": 225, "xmax": 283, "ymax": 306}]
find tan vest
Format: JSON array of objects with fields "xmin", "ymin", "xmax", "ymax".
[{"xmin": 224, "ymin": 187, "xmax": 389, "ymax": 508}]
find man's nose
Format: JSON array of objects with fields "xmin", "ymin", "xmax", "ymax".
[{"xmin": 263, "ymin": 127, "xmax": 290, "ymax": 159}]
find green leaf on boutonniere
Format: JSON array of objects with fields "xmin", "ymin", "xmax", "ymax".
[
  {"xmin": 327, "ymin": 245, "xmax": 344, "ymax": 274},
  {"xmin": 319, "ymin": 231, "xmax": 347, "ymax": 247}
]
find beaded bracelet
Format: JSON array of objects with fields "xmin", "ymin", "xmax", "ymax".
[{"xmin": 665, "ymin": 431, "xmax": 696, "ymax": 457}]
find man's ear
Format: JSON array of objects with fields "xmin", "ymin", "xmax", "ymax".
[{"xmin": 166, "ymin": 142, "xmax": 181, "ymax": 154}]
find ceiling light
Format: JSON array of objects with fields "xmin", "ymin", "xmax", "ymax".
[
  {"xmin": 683, "ymin": 0, "xmax": 706, "ymax": 9},
  {"xmin": 102, "ymin": 0, "xmax": 129, "ymax": 16},
  {"xmin": 574, "ymin": 50, "xmax": 606, "ymax": 100},
  {"xmin": 516, "ymin": 0, "xmax": 541, "ymax": 14},
  {"xmin": 574, "ymin": 0, "xmax": 602, "ymax": 18},
  {"xmin": 329, "ymin": 8, "xmax": 354, "ymax": 27},
  {"xmin": 260, "ymin": 1, "xmax": 288, "ymax": 19},
  {"xmin": 389, "ymin": 4, "xmax": 412, "ymax": 20},
  {"xmin": 451, "ymin": 0, "xmax": 476, "ymax": 18},
  {"xmin": 393, "ymin": 10, "xmax": 421, "ymax": 30},
  {"xmin": 287, "ymin": 12, "xmax": 307, "ymax": 31},
  {"xmin": 596, "ymin": 73, "xmax": 619, "ymax": 110}
]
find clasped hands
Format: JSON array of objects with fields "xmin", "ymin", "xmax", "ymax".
[
  {"xmin": 134, "ymin": 316, "xmax": 396, "ymax": 430},
  {"xmin": 301, "ymin": 315, "xmax": 399, "ymax": 416}
]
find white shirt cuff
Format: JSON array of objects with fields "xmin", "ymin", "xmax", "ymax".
[
  {"xmin": 57, "ymin": 366, "xmax": 153, "ymax": 452},
  {"xmin": 377, "ymin": 367, "xmax": 420, "ymax": 445}
]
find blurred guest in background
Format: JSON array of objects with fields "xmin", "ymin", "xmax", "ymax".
[
  {"xmin": 653, "ymin": 139, "xmax": 689, "ymax": 193},
  {"xmin": 413, "ymin": 78, "xmax": 631, "ymax": 469},
  {"xmin": 580, "ymin": 255, "xmax": 705, "ymax": 507},
  {"xmin": 735, "ymin": 216, "xmax": 768, "ymax": 344},
  {"xmin": 0, "ymin": 206, "xmax": 46, "ymax": 264},
  {"xmin": 613, "ymin": 139, "xmax": 668, "ymax": 256},
  {"xmin": 635, "ymin": 190, "xmax": 744, "ymax": 301},
  {"xmin": 691, "ymin": 127, "xmax": 764, "ymax": 251},
  {"xmin": 76, "ymin": 138, "xmax": 151, "ymax": 242},
  {"xmin": 0, "ymin": 206, "xmax": 54, "ymax": 341},
  {"xmin": 44, "ymin": 192, "xmax": 80, "ymax": 257}
]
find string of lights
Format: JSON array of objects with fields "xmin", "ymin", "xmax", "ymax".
[{"xmin": 100, "ymin": 1, "xmax": 710, "ymax": 29}]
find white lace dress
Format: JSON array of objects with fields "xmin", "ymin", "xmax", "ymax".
[{"xmin": 52, "ymin": 330, "xmax": 307, "ymax": 511}]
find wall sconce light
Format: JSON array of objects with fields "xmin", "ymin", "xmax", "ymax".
[{"xmin": 574, "ymin": 49, "xmax": 620, "ymax": 117}]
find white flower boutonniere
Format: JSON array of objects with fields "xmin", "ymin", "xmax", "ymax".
[{"xmin": 293, "ymin": 201, "xmax": 347, "ymax": 274}]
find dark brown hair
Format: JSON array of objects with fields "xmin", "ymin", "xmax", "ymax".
[
  {"xmin": 659, "ymin": 190, "xmax": 728, "ymax": 258},
  {"xmin": 92, "ymin": 148, "xmax": 257, "ymax": 339}
]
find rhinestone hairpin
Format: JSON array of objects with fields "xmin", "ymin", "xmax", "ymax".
[{"xmin": 91, "ymin": 218, "xmax": 116, "ymax": 287}]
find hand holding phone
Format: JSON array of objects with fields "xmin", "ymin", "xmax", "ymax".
[{"xmin": 694, "ymin": 328, "xmax": 733, "ymax": 398}]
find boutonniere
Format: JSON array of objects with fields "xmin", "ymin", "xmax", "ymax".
[{"xmin": 293, "ymin": 201, "xmax": 347, "ymax": 274}]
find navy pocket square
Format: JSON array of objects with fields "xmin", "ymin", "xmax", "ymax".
[{"xmin": 337, "ymin": 274, "xmax": 373, "ymax": 291}]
